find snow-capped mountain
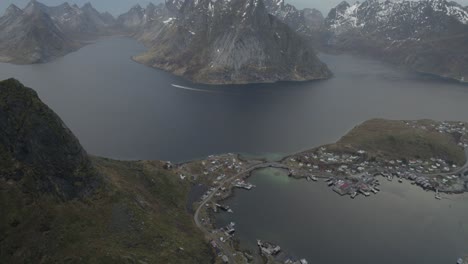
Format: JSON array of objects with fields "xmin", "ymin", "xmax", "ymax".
[
  {"xmin": 129, "ymin": 0, "xmax": 331, "ymax": 84},
  {"xmin": 263, "ymin": 0, "xmax": 324, "ymax": 37},
  {"xmin": 326, "ymin": 0, "xmax": 468, "ymax": 37},
  {"xmin": 325, "ymin": 0, "xmax": 468, "ymax": 82}
]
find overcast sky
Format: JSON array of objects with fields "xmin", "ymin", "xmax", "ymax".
[{"xmin": 1, "ymin": 0, "xmax": 468, "ymax": 16}]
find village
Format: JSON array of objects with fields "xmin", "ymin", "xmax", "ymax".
[
  {"xmin": 285, "ymin": 121, "xmax": 468, "ymax": 199},
  {"xmin": 173, "ymin": 121, "xmax": 468, "ymax": 263}
]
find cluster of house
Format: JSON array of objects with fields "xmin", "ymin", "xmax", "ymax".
[
  {"xmin": 233, "ymin": 179, "xmax": 255, "ymax": 190},
  {"xmin": 406, "ymin": 121, "xmax": 468, "ymax": 147},
  {"xmin": 257, "ymin": 240, "xmax": 308, "ymax": 264},
  {"xmin": 202, "ymin": 153, "xmax": 246, "ymax": 177},
  {"xmin": 329, "ymin": 174, "xmax": 379, "ymax": 198},
  {"xmin": 209, "ymin": 240, "xmax": 229, "ymax": 263},
  {"xmin": 286, "ymin": 144, "xmax": 465, "ymax": 196}
]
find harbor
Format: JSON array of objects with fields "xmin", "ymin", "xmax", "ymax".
[
  {"xmin": 175, "ymin": 121, "xmax": 468, "ymax": 263},
  {"xmin": 215, "ymin": 167, "xmax": 468, "ymax": 264}
]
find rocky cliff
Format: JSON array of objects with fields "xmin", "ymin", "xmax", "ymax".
[{"xmin": 126, "ymin": 0, "xmax": 331, "ymax": 84}]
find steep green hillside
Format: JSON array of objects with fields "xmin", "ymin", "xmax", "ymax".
[{"xmin": 0, "ymin": 79, "xmax": 212, "ymax": 263}]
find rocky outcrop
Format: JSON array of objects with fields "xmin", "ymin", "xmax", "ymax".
[
  {"xmin": 324, "ymin": 0, "xmax": 468, "ymax": 82},
  {"xmin": 129, "ymin": 0, "xmax": 331, "ymax": 84},
  {"xmin": 0, "ymin": 79, "xmax": 99, "ymax": 199}
]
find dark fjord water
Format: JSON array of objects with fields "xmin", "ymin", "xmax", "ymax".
[
  {"xmin": 1, "ymin": 37, "xmax": 468, "ymax": 162},
  {"xmin": 1, "ymin": 37, "xmax": 467, "ymax": 263}
]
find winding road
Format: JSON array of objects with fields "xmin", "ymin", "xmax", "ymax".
[
  {"xmin": 192, "ymin": 148, "xmax": 468, "ymax": 262},
  {"xmin": 193, "ymin": 162, "xmax": 288, "ymax": 263}
]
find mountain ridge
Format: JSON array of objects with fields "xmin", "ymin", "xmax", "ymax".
[
  {"xmin": 0, "ymin": 0, "xmax": 331, "ymax": 84},
  {"xmin": 323, "ymin": 0, "xmax": 468, "ymax": 82},
  {"xmin": 0, "ymin": 0, "xmax": 117, "ymax": 63}
]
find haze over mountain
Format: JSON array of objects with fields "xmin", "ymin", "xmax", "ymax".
[
  {"xmin": 0, "ymin": 2, "xmax": 79, "ymax": 63},
  {"xmin": 0, "ymin": 0, "xmax": 331, "ymax": 84},
  {"xmin": 324, "ymin": 0, "xmax": 468, "ymax": 82},
  {"xmin": 3, "ymin": 0, "xmax": 468, "ymax": 83},
  {"xmin": 0, "ymin": 0, "xmax": 116, "ymax": 63},
  {"xmin": 2, "ymin": 0, "xmax": 468, "ymax": 16}
]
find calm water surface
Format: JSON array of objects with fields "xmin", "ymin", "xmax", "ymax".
[
  {"xmin": 0, "ymin": 37, "xmax": 467, "ymax": 161},
  {"xmin": 217, "ymin": 168, "xmax": 468, "ymax": 264},
  {"xmin": 0, "ymin": 37, "xmax": 467, "ymax": 263}
]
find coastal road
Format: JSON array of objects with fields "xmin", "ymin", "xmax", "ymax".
[{"xmin": 193, "ymin": 162, "xmax": 289, "ymax": 263}]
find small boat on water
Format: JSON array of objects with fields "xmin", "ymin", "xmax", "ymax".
[
  {"xmin": 351, "ymin": 192, "xmax": 358, "ymax": 199},
  {"xmin": 398, "ymin": 178, "xmax": 403, "ymax": 183},
  {"xmin": 311, "ymin": 176, "xmax": 318, "ymax": 181},
  {"xmin": 457, "ymin": 258, "xmax": 463, "ymax": 264},
  {"xmin": 306, "ymin": 176, "xmax": 311, "ymax": 181}
]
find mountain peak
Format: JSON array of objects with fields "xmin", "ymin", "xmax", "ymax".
[
  {"xmin": 131, "ymin": 4, "xmax": 143, "ymax": 10},
  {"xmin": 336, "ymin": 1, "xmax": 351, "ymax": 10},
  {"xmin": 133, "ymin": 0, "xmax": 331, "ymax": 84},
  {"xmin": 4, "ymin": 4, "xmax": 23, "ymax": 16},
  {"xmin": 23, "ymin": 0, "xmax": 46, "ymax": 15},
  {"xmin": 82, "ymin": 2, "xmax": 96, "ymax": 10},
  {"xmin": 0, "ymin": 79, "xmax": 99, "ymax": 199}
]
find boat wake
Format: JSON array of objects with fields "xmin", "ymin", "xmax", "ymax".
[{"xmin": 171, "ymin": 84, "xmax": 220, "ymax": 93}]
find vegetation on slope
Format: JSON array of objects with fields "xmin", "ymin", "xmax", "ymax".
[
  {"xmin": 0, "ymin": 79, "xmax": 212, "ymax": 263},
  {"xmin": 328, "ymin": 119, "xmax": 466, "ymax": 165}
]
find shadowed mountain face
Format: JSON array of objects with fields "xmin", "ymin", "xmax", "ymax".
[
  {"xmin": 0, "ymin": 78, "xmax": 98, "ymax": 199},
  {"xmin": 120, "ymin": 0, "xmax": 331, "ymax": 84},
  {"xmin": 0, "ymin": 79, "xmax": 213, "ymax": 263},
  {"xmin": 324, "ymin": 0, "xmax": 468, "ymax": 82}
]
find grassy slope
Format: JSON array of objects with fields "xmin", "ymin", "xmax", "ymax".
[
  {"xmin": 327, "ymin": 119, "xmax": 466, "ymax": 165},
  {"xmin": 1, "ymin": 158, "xmax": 213, "ymax": 264}
]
